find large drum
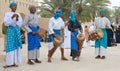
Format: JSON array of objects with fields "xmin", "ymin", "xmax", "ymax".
[
  {"xmin": 53, "ymin": 35, "xmax": 63, "ymax": 47},
  {"xmin": 89, "ymin": 29, "xmax": 104, "ymax": 41},
  {"xmin": 38, "ymin": 28, "xmax": 48, "ymax": 39},
  {"xmin": 77, "ymin": 33, "xmax": 85, "ymax": 42}
]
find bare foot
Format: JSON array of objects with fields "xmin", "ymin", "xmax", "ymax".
[
  {"xmin": 47, "ymin": 57, "xmax": 52, "ymax": 63},
  {"xmin": 61, "ymin": 57, "xmax": 68, "ymax": 61}
]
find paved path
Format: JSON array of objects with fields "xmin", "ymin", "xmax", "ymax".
[{"xmin": 0, "ymin": 37, "xmax": 120, "ymax": 71}]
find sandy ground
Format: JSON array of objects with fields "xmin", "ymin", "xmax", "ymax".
[{"xmin": 0, "ymin": 37, "xmax": 120, "ymax": 71}]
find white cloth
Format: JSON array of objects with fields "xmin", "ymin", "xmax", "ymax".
[
  {"xmin": 94, "ymin": 17, "xmax": 110, "ymax": 29},
  {"xmin": 6, "ymin": 47, "xmax": 22, "ymax": 66},
  {"xmin": 80, "ymin": 25, "xmax": 87, "ymax": 48},
  {"xmin": 48, "ymin": 42, "xmax": 54, "ymax": 50},
  {"xmin": 48, "ymin": 17, "xmax": 65, "ymax": 50},
  {"xmin": 95, "ymin": 46, "xmax": 106, "ymax": 57},
  {"xmin": 61, "ymin": 26, "xmax": 71, "ymax": 49},
  {"xmin": 89, "ymin": 25, "xmax": 95, "ymax": 46},
  {"xmin": 90, "ymin": 40, "xmax": 95, "ymax": 46},
  {"xmin": 48, "ymin": 17, "xmax": 65, "ymax": 35},
  {"xmin": 23, "ymin": 14, "xmax": 40, "ymax": 33},
  {"xmin": 28, "ymin": 49, "xmax": 39, "ymax": 60},
  {"xmin": 82, "ymin": 39, "xmax": 87, "ymax": 48},
  {"xmin": 89, "ymin": 25, "xmax": 95, "ymax": 34},
  {"xmin": 4, "ymin": 12, "xmax": 23, "ymax": 27}
]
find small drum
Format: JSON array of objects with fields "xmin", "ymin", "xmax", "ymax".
[
  {"xmin": 38, "ymin": 28, "xmax": 48, "ymax": 38},
  {"xmin": 113, "ymin": 24, "xmax": 119, "ymax": 29},
  {"xmin": 20, "ymin": 13, "xmax": 25, "ymax": 20},
  {"xmin": 89, "ymin": 29, "xmax": 104, "ymax": 41},
  {"xmin": 77, "ymin": 33, "xmax": 85, "ymax": 42},
  {"xmin": 53, "ymin": 35, "xmax": 63, "ymax": 47},
  {"xmin": 2, "ymin": 23, "xmax": 7, "ymax": 34}
]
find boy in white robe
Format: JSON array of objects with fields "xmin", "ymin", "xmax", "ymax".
[{"xmin": 3, "ymin": 1, "xmax": 22, "ymax": 68}]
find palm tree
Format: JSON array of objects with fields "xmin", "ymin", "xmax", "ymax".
[
  {"xmin": 37, "ymin": 0, "xmax": 72, "ymax": 20},
  {"xmin": 112, "ymin": 7, "xmax": 120, "ymax": 24},
  {"xmin": 74, "ymin": 0, "xmax": 111, "ymax": 21},
  {"xmin": 37, "ymin": 0, "xmax": 111, "ymax": 22}
]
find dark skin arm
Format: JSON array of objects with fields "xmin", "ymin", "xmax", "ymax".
[{"xmin": 11, "ymin": 14, "xmax": 19, "ymax": 21}]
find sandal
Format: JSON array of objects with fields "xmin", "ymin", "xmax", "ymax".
[
  {"xmin": 3, "ymin": 65, "xmax": 12, "ymax": 68},
  {"xmin": 12, "ymin": 64, "xmax": 18, "ymax": 67},
  {"xmin": 34, "ymin": 59, "xmax": 42, "ymax": 63},
  {"xmin": 28, "ymin": 60, "xmax": 34, "ymax": 65}
]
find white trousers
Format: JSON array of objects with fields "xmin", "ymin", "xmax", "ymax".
[
  {"xmin": 90, "ymin": 40, "xmax": 95, "ymax": 46},
  {"xmin": 95, "ymin": 46, "xmax": 106, "ymax": 57},
  {"xmin": 28, "ymin": 49, "xmax": 39, "ymax": 60},
  {"xmin": 6, "ymin": 47, "xmax": 22, "ymax": 66}
]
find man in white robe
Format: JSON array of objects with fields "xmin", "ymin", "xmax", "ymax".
[
  {"xmin": 3, "ymin": 1, "xmax": 22, "ymax": 68},
  {"xmin": 47, "ymin": 10, "xmax": 68, "ymax": 62},
  {"xmin": 94, "ymin": 9, "xmax": 110, "ymax": 59}
]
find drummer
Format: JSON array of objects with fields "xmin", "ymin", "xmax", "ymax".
[
  {"xmin": 94, "ymin": 9, "xmax": 110, "ymax": 59},
  {"xmin": 68, "ymin": 10, "xmax": 83, "ymax": 61},
  {"xmin": 47, "ymin": 9, "xmax": 68, "ymax": 63}
]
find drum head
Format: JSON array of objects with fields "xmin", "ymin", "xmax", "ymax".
[
  {"xmin": 96, "ymin": 29, "xmax": 104, "ymax": 38},
  {"xmin": 77, "ymin": 34, "xmax": 85, "ymax": 41},
  {"xmin": 38, "ymin": 28, "xmax": 47, "ymax": 38},
  {"xmin": 53, "ymin": 35, "xmax": 63, "ymax": 47}
]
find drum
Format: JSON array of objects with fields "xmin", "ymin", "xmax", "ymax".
[
  {"xmin": 53, "ymin": 35, "xmax": 63, "ymax": 47},
  {"xmin": 113, "ymin": 24, "xmax": 119, "ymax": 29},
  {"xmin": 20, "ymin": 13, "xmax": 25, "ymax": 20},
  {"xmin": 2, "ymin": 23, "xmax": 7, "ymax": 35},
  {"xmin": 77, "ymin": 33, "xmax": 85, "ymax": 42},
  {"xmin": 38, "ymin": 28, "xmax": 48, "ymax": 39},
  {"xmin": 89, "ymin": 29, "xmax": 104, "ymax": 41}
]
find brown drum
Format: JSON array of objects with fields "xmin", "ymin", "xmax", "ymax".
[
  {"xmin": 53, "ymin": 35, "xmax": 63, "ymax": 47},
  {"xmin": 77, "ymin": 33, "xmax": 85, "ymax": 42},
  {"xmin": 89, "ymin": 29, "xmax": 104, "ymax": 41},
  {"xmin": 20, "ymin": 13, "xmax": 25, "ymax": 20},
  {"xmin": 2, "ymin": 23, "xmax": 7, "ymax": 34},
  {"xmin": 38, "ymin": 28, "xmax": 48, "ymax": 39}
]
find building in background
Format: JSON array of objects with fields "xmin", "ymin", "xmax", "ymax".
[{"xmin": 0, "ymin": 0, "xmax": 38, "ymax": 37}]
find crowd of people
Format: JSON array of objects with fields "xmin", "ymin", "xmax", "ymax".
[{"xmin": 2, "ymin": 1, "xmax": 120, "ymax": 69}]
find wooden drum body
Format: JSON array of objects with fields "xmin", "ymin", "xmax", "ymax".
[{"xmin": 89, "ymin": 29, "xmax": 104, "ymax": 41}]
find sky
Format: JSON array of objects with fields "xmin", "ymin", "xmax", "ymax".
[
  {"xmin": 38, "ymin": 0, "xmax": 120, "ymax": 8},
  {"xmin": 109, "ymin": 0, "xmax": 120, "ymax": 8}
]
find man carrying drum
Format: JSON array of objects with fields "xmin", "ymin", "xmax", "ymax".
[
  {"xmin": 68, "ymin": 10, "xmax": 83, "ymax": 61},
  {"xmin": 94, "ymin": 9, "xmax": 110, "ymax": 59},
  {"xmin": 47, "ymin": 10, "xmax": 68, "ymax": 63}
]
